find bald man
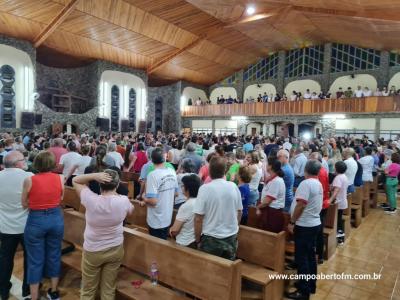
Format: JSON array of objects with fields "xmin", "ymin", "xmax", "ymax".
[
  {"xmin": 277, "ymin": 149, "xmax": 295, "ymax": 212},
  {"xmin": 0, "ymin": 151, "xmax": 33, "ymax": 299}
]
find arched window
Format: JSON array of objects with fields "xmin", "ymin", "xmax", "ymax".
[
  {"xmin": 129, "ymin": 88, "xmax": 136, "ymax": 130},
  {"xmin": 111, "ymin": 85, "xmax": 120, "ymax": 131},
  {"xmin": 0, "ymin": 65, "xmax": 16, "ymax": 128}
]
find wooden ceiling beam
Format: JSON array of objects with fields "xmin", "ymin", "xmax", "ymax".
[
  {"xmin": 33, "ymin": 0, "xmax": 80, "ymax": 48},
  {"xmin": 147, "ymin": 36, "xmax": 204, "ymax": 74},
  {"xmin": 292, "ymin": 5, "xmax": 400, "ymax": 22}
]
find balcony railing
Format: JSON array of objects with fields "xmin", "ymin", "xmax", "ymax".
[{"xmin": 182, "ymin": 96, "xmax": 400, "ymax": 117}]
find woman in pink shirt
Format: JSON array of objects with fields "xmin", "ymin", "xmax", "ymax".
[
  {"xmin": 384, "ymin": 153, "xmax": 400, "ymax": 213},
  {"xmin": 72, "ymin": 170, "xmax": 134, "ymax": 299}
]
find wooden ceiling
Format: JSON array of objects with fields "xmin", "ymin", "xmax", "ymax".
[{"xmin": 1, "ymin": 0, "xmax": 400, "ymax": 85}]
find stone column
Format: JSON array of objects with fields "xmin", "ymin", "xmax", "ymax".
[
  {"xmin": 379, "ymin": 51, "xmax": 390, "ymax": 89},
  {"xmin": 212, "ymin": 119, "xmax": 216, "ymax": 135},
  {"xmin": 236, "ymin": 70, "xmax": 244, "ymax": 102},
  {"xmin": 322, "ymin": 43, "xmax": 332, "ymax": 93},
  {"xmin": 276, "ymin": 51, "xmax": 286, "ymax": 94},
  {"xmin": 375, "ymin": 117, "xmax": 381, "ymax": 140},
  {"xmin": 293, "ymin": 120, "xmax": 299, "ymax": 137}
]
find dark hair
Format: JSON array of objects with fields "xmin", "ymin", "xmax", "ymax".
[
  {"xmin": 392, "ymin": 152, "xmax": 400, "ymax": 164},
  {"xmin": 238, "ymin": 165, "xmax": 252, "ymax": 183},
  {"xmin": 335, "ymin": 161, "xmax": 347, "ymax": 174},
  {"xmin": 33, "ymin": 151, "xmax": 56, "ymax": 173},
  {"xmin": 209, "ymin": 156, "xmax": 227, "ymax": 179},
  {"xmin": 364, "ymin": 147, "xmax": 372, "ymax": 155},
  {"xmin": 215, "ymin": 145, "xmax": 225, "ymax": 157},
  {"xmin": 151, "ymin": 148, "xmax": 164, "ymax": 164},
  {"xmin": 304, "ymin": 160, "xmax": 321, "ymax": 176},
  {"xmin": 67, "ymin": 141, "xmax": 77, "ymax": 152},
  {"xmin": 99, "ymin": 169, "xmax": 120, "ymax": 191},
  {"xmin": 124, "ymin": 144, "xmax": 133, "ymax": 168},
  {"xmin": 81, "ymin": 144, "xmax": 90, "ymax": 156},
  {"xmin": 137, "ymin": 142, "xmax": 145, "ymax": 151},
  {"xmin": 181, "ymin": 174, "xmax": 201, "ymax": 198},
  {"xmin": 94, "ymin": 145, "xmax": 108, "ymax": 172},
  {"xmin": 268, "ymin": 158, "xmax": 284, "ymax": 177}
]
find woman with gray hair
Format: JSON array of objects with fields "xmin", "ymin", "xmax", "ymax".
[
  {"xmin": 73, "ymin": 170, "xmax": 134, "ymax": 300},
  {"xmin": 175, "ymin": 158, "xmax": 198, "ymax": 209}
]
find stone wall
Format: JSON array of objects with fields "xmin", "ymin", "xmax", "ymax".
[{"xmin": 148, "ymin": 82, "xmax": 181, "ymax": 133}]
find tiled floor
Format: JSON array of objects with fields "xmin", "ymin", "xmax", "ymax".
[{"xmin": 10, "ymin": 202, "xmax": 400, "ymax": 299}]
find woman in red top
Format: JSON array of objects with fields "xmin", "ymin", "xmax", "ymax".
[
  {"xmin": 22, "ymin": 151, "xmax": 64, "ymax": 300},
  {"xmin": 123, "ymin": 143, "xmax": 148, "ymax": 173}
]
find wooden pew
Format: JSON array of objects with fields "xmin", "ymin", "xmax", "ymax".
[
  {"xmin": 121, "ymin": 172, "xmax": 140, "ymax": 199},
  {"xmin": 370, "ymin": 176, "xmax": 378, "ymax": 208},
  {"xmin": 361, "ymin": 182, "xmax": 371, "ymax": 217},
  {"xmin": 61, "ymin": 186, "xmax": 80, "ymax": 210},
  {"xmin": 351, "ymin": 187, "xmax": 362, "ymax": 227},
  {"xmin": 237, "ymin": 226, "xmax": 285, "ymax": 300},
  {"xmin": 63, "ymin": 210, "xmax": 242, "ymax": 300},
  {"xmin": 342, "ymin": 194, "xmax": 352, "ymax": 237},
  {"xmin": 62, "ymin": 210, "xmax": 189, "ymax": 300},
  {"xmin": 323, "ymin": 203, "xmax": 338, "ymax": 260}
]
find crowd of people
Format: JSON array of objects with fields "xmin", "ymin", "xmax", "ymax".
[
  {"xmin": 0, "ymin": 130, "xmax": 400, "ymax": 300},
  {"xmin": 186, "ymin": 85, "xmax": 399, "ymax": 106}
]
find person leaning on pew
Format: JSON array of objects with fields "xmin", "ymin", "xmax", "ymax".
[{"xmin": 72, "ymin": 170, "xmax": 134, "ymax": 300}]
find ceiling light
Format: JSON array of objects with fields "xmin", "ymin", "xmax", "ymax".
[{"xmin": 246, "ymin": 5, "xmax": 255, "ymax": 15}]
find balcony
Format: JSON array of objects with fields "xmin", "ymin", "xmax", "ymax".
[{"xmin": 182, "ymin": 96, "xmax": 400, "ymax": 118}]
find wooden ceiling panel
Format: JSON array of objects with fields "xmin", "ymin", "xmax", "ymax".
[
  {"xmin": 0, "ymin": 11, "xmax": 43, "ymax": 41},
  {"xmin": 153, "ymin": 62, "xmax": 216, "ymax": 84}
]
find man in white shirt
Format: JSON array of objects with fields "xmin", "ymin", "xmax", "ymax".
[
  {"xmin": 292, "ymin": 147, "xmax": 308, "ymax": 187},
  {"xmin": 303, "ymin": 89, "xmax": 312, "ymax": 100},
  {"xmin": 194, "ymin": 156, "xmax": 243, "ymax": 260},
  {"xmin": 141, "ymin": 148, "xmax": 178, "ymax": 240},
  {"xmin": 354, "ymin": 86, "xmax": 364, "ymax": 98},
  {"xmin": 287, "ymin": 160, "xmax": 322, "ymax": 300},
  {"xmin": 363, "ymin": 87, "xmax": 372, "ymax": 97},
  {"xmin": 0, "ymin": 151, "xmax": 33, "ymax": 299},
  {"xmin": 342, "ymin": 148, "xmax": 358, "ymax": 193},
  {"xmin": 106, "ymin": 143, "xmax": 124, "ymax": 168},
  {"xmin": 59, "ymin": 141, "xmax": 82, "ymax": 186},
  {"xmin": 382, "ymin": 86, "xmax": 390, "ymax": 96}
]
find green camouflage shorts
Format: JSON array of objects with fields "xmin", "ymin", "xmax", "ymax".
[{"xmin": 199, "ymin": 234, "xmax": 238, "ymax": 261}]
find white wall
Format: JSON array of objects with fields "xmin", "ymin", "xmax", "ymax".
[
  {"xmin": 246, "ymin": 122, "xmax": 261, "ymax": 135},
  {"xmin": 182, "ymin": 87, "xmax": 208, "ymax": 107},
  {"xmin": 192, "ymin": 120, "xmax": 212, "ymax": 128},
  {"xmin": 329, "ymin": 74, "xmax": 377, "ymax": 94},
  {"xmin": 284, "ymin": 79, "xmax": 321, "ymax": 96},
  {"xmin": 210, "ymin": 87, "xmax": 237, "ymax": 104},
  {"xmin": 0, "ymin": 44, "xmax": 35, "ymax": 128},
  {"xmin": 335, "ymin": 118, "xmax": 376, "ymax": 130},
  {"xmin": 99, "ymin": 70, "xmax": 147, "ymax": 128},
  {"xmin": 381, "ymin": 118, "xmax": 400, "ymax": 130},
  {"xmin": 388, "ymin": 73, "xmax": 400, "ymax": 90},
  {"xmin": 244, "ymin": 84, "xmax": 276, "ymax": 100},
  {"xmin": 215, "ymin": 120, "xmax": 237, "ymax": 129}
]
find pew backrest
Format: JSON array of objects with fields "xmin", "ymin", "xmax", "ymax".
[
  {"xmin": 61, "ymin": 186, "xmax": 80, "ymax": 211},
  {"xmin": 123, "ymin": 227, "xmax": 242, "ymax": 300},
  {"xmin": 125, "ymin": 200, "xmax": 147, "ymax": 227},
  {"xmin": 237, "ymin": 226, "xmax": 285, "ymax": 273},
  {"xmin": 63, "ymin": 209, "xmax": 85, "ymax": 247},
  {"xmin": 324, "ymin": 202, "xmax": 338, "ymax": 229}
]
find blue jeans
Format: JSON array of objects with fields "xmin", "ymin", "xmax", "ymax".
[
  {"xmin": 24, "ymin": 207, "xmax": 64, "ymax": 284},
  {"xmin": 294, "ymin": 225, "xmax": 320, "ymax": 296},
  {"xmin": 347, "ymin": 184, "xmax": 355, "ymax": 193},
  {"xmin": 294, "ymin": 176, "xmax": 305, "ymax": 188},
  {"xmin": 148, "ymin": 226, "xmax": 169, "ymax": 240},
  {"xmin": 248, "ymin": 190, "xmax": 260, "ymax": 206}
]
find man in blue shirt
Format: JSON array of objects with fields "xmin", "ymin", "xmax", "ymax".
[
  {"xmin": 278, "ymin": 149, "xmax": 294, "ymax": 212},
  {"xmin": 292, "ymin": 147, "xmax": 308, "ymax": 188},
  {"xmin": 243, "ymin": 137, "xmax": 254, "ymax": 153}
]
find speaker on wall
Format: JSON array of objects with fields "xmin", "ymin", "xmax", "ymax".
[
  {"xmin": 139, "ymin": 121, "xmax": 147, "ymax": 133},
  {"xmin": 121, "ymin": 119, "xmax": 130, "ymax": 132},
  {"xmin": 98, "ymin": 118, "xmax": 110, "ymax": 132},
  {"xmin": 21, "ymin": 112, "xmax": 35, "ymax": 129},
  {"xmin": 35, "ymin": 114, "xmax": 42, "ymax": 125},
  {"xmin": 146, "ymin": 121, "xmax": 152, "ymax": 129}
]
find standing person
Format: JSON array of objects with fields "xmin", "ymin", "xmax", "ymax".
[
  {"xmin": 175, "ymin": 159, "xmax": 197, "ymax": 209},
  {"xmin": 243, "ymin": 137, "xmax": 254, "ymax": 153},
  {"xmin": 72, "ymin": 170, "xmax": 134, "ymax": 300},
  {"xmin": 181, "ymin": 142, "xmax": 203, "ymax": 173},
  {"xmin": 21, "ymin": 152, "xmax": 64, "ymax": 300},
  {"xmin": 237, "ymin": 166, "xmax": 251, "ymax": 225},
  {"xmin": 359, "ymin": 147, "xmax": 374, "ymax": 183},
  {"xmin": 292, "ymin": 147, "xmax": 307, "ymax": 188},
  {"xmin": 0, "ymin": 151, "xmax": 33, "ymax": 300},
  {"xmin": 330, "ymin": 161, "xmax": 348, "ymax": 245},
  {"xmin": 286, "ymin": 160, "xmax": 323, "ymax": 300},
  {"xmin": 308, "ymin": 152, "xmax": 330, "ymax": 264},
  {"xmin": 48, "ymin": 138, "xmax": 67, "ymax": 166},
  {"xmin": 277, "ymin": 150, "xmax": 295, "ymax": 212},
  {"xmin": 170, "ymin": 174, "xmax": 201, "ymax": 248},
  {"xmin": 106, "ymin": 143, "xmax": 124, "ymax": 169},
  {"xmin": 140, "ymin": 148, "xmax": 178, "ymax": 240},
  {"xmin": 194, "ymin": 156, "xmax": 243, "ymax": 260},
  {"xmin": 167, "ymin": 140, "xmax": 183, "ymax": 169},
  {"xmin": 384, "ymin": 152, "xmax": 400, "ymax": 213},
  {"xmin": 342, "ymin": 148, "xmax": 358, "ymax": 193},
  {"xmin": 246, "ymin": 152, "xmax": 262, "ymax": 206},
  {"xmin": 59, "ymin": 141, "xmax": 82, "ymax": 186},
  {"xmin": 256, "ymin": 159, "xmax": 286, "ymax": 233},
  {"xmin": 126, "ymin": 142, "xmax": 148, "ymax": 173}
]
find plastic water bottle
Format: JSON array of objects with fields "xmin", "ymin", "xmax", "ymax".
[{"xmin": 150, "ymin": 262, "xmax": 158, "ymax": 285}]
